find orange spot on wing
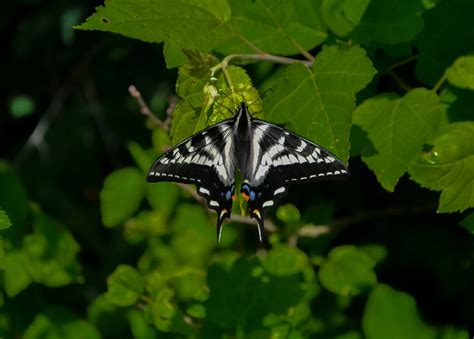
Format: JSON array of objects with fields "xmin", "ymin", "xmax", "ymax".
[
  {"xmin": 241, "ymin": 192, "xmax": 250, "ymax": 201},
  {"xmin": 232, "ymin": 195, "xmax": 236, "ymax": 201}
]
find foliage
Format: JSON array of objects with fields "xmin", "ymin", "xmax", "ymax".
[{"xmin": 1, "ymin": 0, "xmax": 473, "ymax": 338}]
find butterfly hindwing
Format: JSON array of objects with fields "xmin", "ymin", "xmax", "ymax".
[{"xmin": 147, "ymin": 120, "xmax": 236, "ymax": 241}]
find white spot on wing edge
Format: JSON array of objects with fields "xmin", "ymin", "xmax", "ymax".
[
  {"xmin": 199, "ymin": 187, "xmax": 210, "ymax": 196},
  {"xmin": 263, "ymin": 200, "xmax": 274, "ymax": 208},
  {"xmin": 274, "ymin": 187, "xmax": 285, "ymax": 195},
  {"xmin": 209, "ymin": 200, "xmax": 219, "ymax": 207}
]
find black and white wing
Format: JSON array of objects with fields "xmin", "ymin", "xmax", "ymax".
[
  {"xmin": 241, "ymin": 120, "xmax": 349, "ymax": 241},
  {"xmin": 147, "ymin": 120, "xmax": 236, "ymax": 242}
]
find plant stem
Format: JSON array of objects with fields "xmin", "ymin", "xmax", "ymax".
[
  {"xmin": 388, "ymin": 54, "xmax": 419, "ymax": 71},
  {"xmin": 129, "ymin": 85, "xmax": 169, "ymax": 130},
  {"xmin": 432, "ymin": 72, "xmax": 448, "ymax": 93}
]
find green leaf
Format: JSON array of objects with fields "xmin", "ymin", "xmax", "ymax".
[
  {"xmin": 263, "ymin": 245, "xmax": 309, "ymax": 276},
  {"xmin": 170, "ymin": 205, "xmax": 215, "ymax": 268},
  {"xmin": 76, "ymin": 0, "xmax": 232, "ymax": 67},
  {"xmin": 206, "ymin": 257, "xmax": 306, "ymax": 331},
  {"xmin": 322, "ymin": 0, "xmax": 370, "ymax": 37},
  {"xmin": 186, "ymin": 304, "xmax": 206, "ymax": 319},
  {"xmin": 217, "ymin": 0, "xmax": 327, "ymax": 55},
  {"xmin": 265, "ymin": 45, "xmax": 376, "ymax": 162},
  {"xmin": 276, "ymin": 204, "xmax": 301, "ymax": 224},
  {"xmin": 319, "ymin": 245, "xmax": 377, "ymax": 296},
  {"xmin": 459, "ymin": 213, "xmax": 474, "ymax": 234},
  {"xmin": 9, "ymin": 95, "xmax": 36, "ymax": 118},
  {"xmin": 170, "ymin": 101, "xmax": 200, "ymax": 145},
  {"xmin": 363, "ymin": 284, "xmax": 437, "ymax": 339},
  {"xmin": 4, "ymin": 250, "xmax": 32, "ymax": 297},
  {"xmin": 87, "ymin": 294, "xmax": 129, "ymax": 338},
  {"xmin": 146, "ymin": 183, "xmax": 179, "ymax": 219},
  {"xmin": 24, "ymin": 308, "xmax": 101, "ymax": 339},
  {"xmin": 353, "ymin": 88, "xmax": 445, "ymax": 191},
  {"xmin": 127, "ymin": 309, "xmax": 158, "ymax": 339},
  {"xmin": 23, "ymin": 211, "xmax": 82, "ymax": 287},
  {"xmin": 169, "ymin": 267, "xmax": 207, "ymax": 301},
  {"xmin": 100, "ymin": 167, "xmax": 145, "ymax": 227},
  {"xmin": 416, "ymin": 0, "xmax": 474, "ymax": 85},
  {"xmin": 128, "ymin": 141, "xmax": 153, "ymax": 173},
  {"xmin": 105, "ymin": 265, "xmax": 145, "ymax": 307},
  {"xmin": 0, "ymin": 209, "xmax": 12, "ymax": 230},
  {"xmin": 409, "ymin": 122, "xmax": 474, "ymax": 213},
  {"xmin": 440, "ymin": 87, "xmax": 474, "ymax": 123},
  {"xmin": 146, "ymin": 288, "xmax": 193, "ymax": 335},
  {"xmin": 0, "ymin": 162, "xmax": 29, "ymax": 228},
  {"xmin": 446, "ymin": 56, "xmax": 474, "ymax": 91},
  {"xmin": 350, "ymin": 0, "xmax": 424, "ymax": 44}
]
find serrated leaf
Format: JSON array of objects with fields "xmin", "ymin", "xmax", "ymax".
[
  {"xmin": 446, "ymin": 56, "xmax": 474, "ymax": 91},
  {"xmin": 351, "ymin": 0, "xmax": 424, "ymax": 45},
  {"xmin": 459, "ymin": 213, "xmax": 474, "ymax": 234},
  {"xmin": 0, "ymin": 209, "xmax": 12, "ymax": 230},
  {"xmin": 353, "ymin": 88, "xmax": 445, "ymax": 191},
  {"xmin": 416, "ymin": 0, "xmax": 474, "ymax": 85},
  {"xmin": 319, "ymin": 245, "xmax": 376, "ymax": 296},
  {"xmin": 409, "ymin": 122, "xmax": 474, "ymax": 213},
  {"xmin": 24, "ymin": 308, "xmax": 101, "ymax": 339},
  {"xmin": 217, "ymin": 0, "xmax": 327, "ymax": 55},
  {"xmin": 363, "ymin": 284, "xmax": 437, "ymax": 339},
  {"xmin": 76, "ymin": 0, "xmax": 232, "ymax": 67},
  {"xmin": 106, "ymin": 265, "xmax": 145, "ymax": 307},
  {"xmin": 100, "ymin": 167, "xmax": 145, "ymax": 227},
  {"xmin": 265, "ymin": 45, "xmax": 376, "ymax": 162},
  {"xmin": 322, "ymin": 0, "xmax": 370, "ymax": 37},
  {"xmin": 23, "ymin": 211, "xmax": 82, "ymax": 287},
  {"xmin": 170, "ymin": 101, "xmax": 199, "ymax": 145}
]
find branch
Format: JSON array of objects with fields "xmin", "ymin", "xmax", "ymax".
[
  {"xmin": 210, "ymin": 53, "xmax": 312, "ymax": 77},
  {"xmin": 128, "ymin": 85, "xmax": 169, "ymax": 131},
  {"xmin": 432, "ymin": 72, "xmax": 447, "ymax": 93}
]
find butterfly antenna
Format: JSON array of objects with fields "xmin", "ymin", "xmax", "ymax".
[{"xmin": 214, "ymin": 100, "xmax": 237, "ymax": 116}]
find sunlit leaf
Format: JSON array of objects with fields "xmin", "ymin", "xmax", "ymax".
[
  {"xmin": 106, "ymin": 265, "xmax": 145, "ymax": 307},
  {"xmin": 0, "ymin": 209, "xmax": 12, "ymax": 230},
  {"xmin": 409, "ymin": 122, "xmax": 474, "ymax": 212},
  {"xmin": 100, "ymin": 167, "xmax": 146, "ymax": 227},
  {"xmin": 4, "ymin": 250, "xmax": 32, "ymax": 297},
  {"xmin": 76, "ymin": 0, "xmax": 232, "ymax": 68},
  {"xmin": 363, "ymin": 284, "xmax": 437, "ymax": 339},
  {"xmin": 319, "ymin": 245, "xmax": 377, "ymax": 296},
  {"xmin": 446, "ymin": 56, "xmax": 474, "ymax": 91},
  {"xmin": 354, "ymin": 88, "xmax": 445, "ymax": 191},
  {"xmin": 24, "ymin": 308, "xmax": 101, "ymax": 339},
  {"xmin": 23, "ymin": 211, "xmax": 82, "ymax": 287},
  {"xmin": 266, "ymin": 45, "xmax": 376, "ymax": 162},
  {"xmin": 263, "ymin": 245, "xmax": 309, "ymax": 276}
]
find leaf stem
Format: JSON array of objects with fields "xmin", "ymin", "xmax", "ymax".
[
  {"xmin": 210, "ymin": 53, "xmax": 312, "ymax": 76},
  {"xmin": 432, "ymin": 71, "xmax": 447, "ymax": 93},
  {"xmin": 129, "ymin": 85, "xmax": 169, "ymax": 130},
  {"xmin": 388, "ymin": 54, "xmax": 419, "ymax": 71}
]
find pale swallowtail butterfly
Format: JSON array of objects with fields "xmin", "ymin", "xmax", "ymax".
[{"xmin": 147, "ymin": 102, "xmax": 349, "ymax": 243}]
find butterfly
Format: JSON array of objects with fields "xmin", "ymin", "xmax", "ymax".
[{"xmin": 147, "ymin": 102, "xmax": 349, "ymax": 243}]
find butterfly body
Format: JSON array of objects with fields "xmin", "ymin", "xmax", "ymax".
[{"xmin": 147, "ymin": 103, "xmax": 349, "ymax": 242}]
